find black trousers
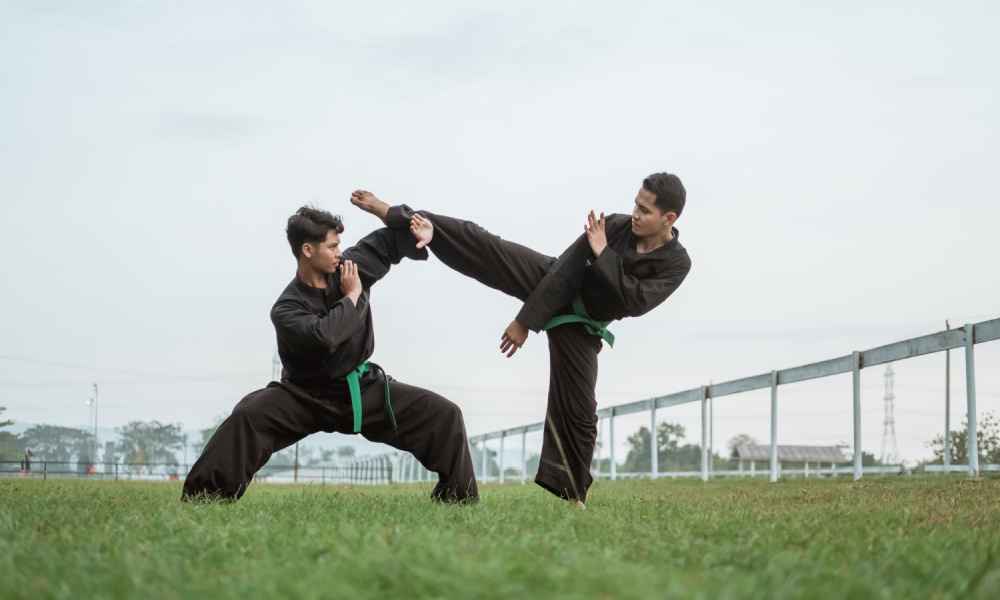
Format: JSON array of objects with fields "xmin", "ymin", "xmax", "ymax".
[
  {"xmin": 182, "ymin": 372, "xmax": 478, "ymax": 502},
  {"xmin": 424, "ymin": 212, "xmax": 603, "ymax": 503}
]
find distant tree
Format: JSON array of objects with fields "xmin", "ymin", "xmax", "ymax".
[
  {"xmin": 623, "ymin": 422, "xmax": 719, "ymax": 472},
  {"xmin": 191, "ymin": 414, "xmax": 227, "ymax": 456},
  {"xmin": 263, "ymin": 444, "xmax": 319, "ymax": 470},
  {"xmin": 727, "ymin": 434, "xmax": 759, "ymax": 453},
  {"xmin": 336, "ymin": 445, "xmax": 356, "ymax": 459},
  {"xmin": 309, "ymin": 448, "xmax": 336, "ymax": 465},
  {"xmin": 20, "ymin": 425, "xmax": 94, "ymax": 464},
  {"xmin": 526, "ymin": 452, "xmax": 540, "ymax": 477},
  {"xmin": 927, "ymin": 411, "xmax": 1000, "ymax": 464},
  {"xmin": 861, "ymin": 451, "xmax": 882, "ymax": 467},
  {"xmin": 115, "ymin": 421, "xmax": 185, "ymax": 473},
  {"xmin": 0, "ymin": 407, "xmax": 23, "ymax": 461}
]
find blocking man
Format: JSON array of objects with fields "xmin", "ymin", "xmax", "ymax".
[
  {"xmin": 183, "ymin": 204, "xmax": 478, "ymax": 502},
  {"xmin": 351, "ymin": 173, "xmax": 691, "ymax": 506}
]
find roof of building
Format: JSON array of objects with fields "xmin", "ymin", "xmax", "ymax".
[{"xmin": 731, "ymin": 444, "xmax": 848, "ymax": 463}]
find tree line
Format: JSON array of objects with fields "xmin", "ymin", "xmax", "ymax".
[
  {"xmin": 0, "ymin": 408, "xmax": 362, "ymax": 474},
  {"xmin": 3, "ymin": 406, "xmax": 998, "ymax": 472}
]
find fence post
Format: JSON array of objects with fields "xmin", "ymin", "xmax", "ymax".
[
  {"xmin": 701, "ymin": 387, "xmax": 709, "ymax": 482},
  {"xmin": 610, "ymin": 408, "xmax": 616, "ymax": 481},
  {"xmin": 944, "ymin": 321, "xmax": 952, "ymax": 469},
  {"xmin": 853, "ymin": 351, "xmax": 862, "ymax": 481},
  {"xmin": 521, "ymin": 429, "xmax": 527, "ymax": 485},
  {"xmin": 770, "ymin": 370, "xmax": 778, "ymax": 483},
  {"xmin": 43, "ymin": 462, "xmax": 47, "ymax": 480},
  {"xmin": 965, "ymin": 324, "xmax": 979, "ymax": 478},
  {"xmin": 481, "ymin": 440, "xmax": 488, "ymax": 482},
  {"xmin": 499, "ymin": 433, "xmax": 505, "ymax": 485},
  {"xmin": 650, "ymin": 399, "xmax": 658, "ymax": 479}
]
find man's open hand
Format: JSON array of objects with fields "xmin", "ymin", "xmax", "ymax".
[
  {"xmin": 584, "ymin": 210, "xmax": 607, "ymax": 257},
  {"xmin": 410, "ymin": 213, "xmax": 434, "ymax": 249},
  {"xmin": 339, "ymin": 260, "xmax": 362, "ymax": 305},
  {"xmin": 500, "ymin": 319, "xmax": 529, "ymax": 358}
]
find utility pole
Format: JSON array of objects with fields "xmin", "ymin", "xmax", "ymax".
[
  {"xmin": 879, "ymin": 364, "xmax": 900, "ymax": 465},
  {"xmin": 93, "ymin": 383, "xmax": 99, "ymax": 463},
  {"xmin": 944, "ymin": 321, "xmax": 951, "ymax": 468},
  {"xmin": 294, "ymin": 443, "xmax": 300, "ymax": 483}
]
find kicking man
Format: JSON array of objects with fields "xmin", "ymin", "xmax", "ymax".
[
  {"xmin": 183, "ymin": 204, "xmax": 478, "ymax": 502},
  {"xmin": 351, "ymin": 173, "xmax": 691, "ymax": 506}
]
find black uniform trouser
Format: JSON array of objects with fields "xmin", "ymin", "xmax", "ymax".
[
  {"xmin": 423, "ymin": 212, "xmax": 602, "ymax": 503},
  {"xmin": 182, "ymin": 372, "xmax": 478, "ymax": 503}
]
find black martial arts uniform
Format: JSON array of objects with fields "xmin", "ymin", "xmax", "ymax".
[
  {"xmin": 386, "ymin": 209, "xmax": 691, "ymax": 503},
  {"xmin": 182, "ymin": 207, "xmax": 478, "ymax": 503}
]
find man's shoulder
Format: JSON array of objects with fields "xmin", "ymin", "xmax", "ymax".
[
  {"xmin": 270, "ymin": 279, "xmax": 306, "ymax": 315},
  {"xmin": 606, "ymin": 213, "xmax": 631, "ymax": 227}
]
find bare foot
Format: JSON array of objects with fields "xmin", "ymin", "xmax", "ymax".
[{"xmin": 350, "ymin": 190, "xmax": 389, "ymax": 224}]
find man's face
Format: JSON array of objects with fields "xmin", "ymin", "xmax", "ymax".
[
  {"xmin": 631, "ymin": 187, "xmax": 675, "ymax": 238},
  {"xmin": 302, "ymin": 229, "xmax": 343, "ymax": 274}
]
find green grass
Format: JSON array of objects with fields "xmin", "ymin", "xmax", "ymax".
[{"xmin": 1, "ymin": 476, "xmax": 999, "ymax": 599}]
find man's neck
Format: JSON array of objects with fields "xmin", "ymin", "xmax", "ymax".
[
  {"xmin": 296, "ymin": 264, "xmax": 328, "ymax": 289},
  {"xmin": 635, "ymin": 228, "xmax": 674, "ymax": 254}
]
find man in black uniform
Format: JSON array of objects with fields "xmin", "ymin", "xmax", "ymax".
[
  {"xmin": 182, "ymin": 204, "xmax": 478, "ymax": 503},
  {"xmin": 350, "ymin": 173, "xmax": 691, "ymax": 506}
]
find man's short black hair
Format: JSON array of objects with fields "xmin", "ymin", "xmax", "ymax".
[
  {"xmin": 286, "ymin": 205, "xmax": 344, "ymax": 258},
  {"xmin": 643, "ymin": 173, "xmax": 686, "ymax": 218}
]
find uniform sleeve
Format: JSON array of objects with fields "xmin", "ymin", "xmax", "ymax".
[
  {"xmin": 586, "ymin": 248, "xmax": 691, "ymax": 317},
  {"xmin": 270, "ymin": 297, "xmax": 366, "ymax": 356},
  {"xmin": 341, "ymin": 220, "xmax": 428, "ymax": 290}
]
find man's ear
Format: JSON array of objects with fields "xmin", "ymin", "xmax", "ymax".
[
  {"xmin": 301, "ymin": 242, "xmax": 314, "ymax": 259},
  {"xmin": 663, "ymin": 211, "xmax": 678, "ymax": 228}
]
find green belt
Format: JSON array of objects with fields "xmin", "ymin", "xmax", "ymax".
[
  {"xmin": 543, "ymin": 294, "xmax": 615, "ymax": 348},
  {"xmin": 345, "ymin": 360, "xmax": 396, "ymax": 433}
]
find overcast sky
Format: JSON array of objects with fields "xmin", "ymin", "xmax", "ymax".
[{"xmin": 2, "ymin": 1, "xmax": 998, "ymax": 465}]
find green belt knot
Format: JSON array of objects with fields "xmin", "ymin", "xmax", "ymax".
[
  {"xmin": 542, "ymin": 294, "xmax": 615, "ymax": 347},
  {"xmin": 345, "ymin": 360, "xmax": 396, "ymax": 433}
]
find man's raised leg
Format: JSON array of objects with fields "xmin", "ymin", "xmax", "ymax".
[
  {"xmin": 350, "ymin": 191, "xmax": 552, "ymax": 302},
  {"xmin": 418, "ymin": 211, "xmax": 552, "ymax": 302}
]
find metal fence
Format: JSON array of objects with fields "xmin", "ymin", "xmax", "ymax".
[
  {"xmin": 8, "ymin": 319, "xmax": 995, "ymax": 488},
  {"xmin": 459, "ymin": 318, "xmax": 1000, "ymax": 484},
  {"xmin": 1, "ymin": 456, "xmax": 395, "ymax": 485}
]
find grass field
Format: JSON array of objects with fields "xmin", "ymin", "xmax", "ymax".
[{"xmin": 1, "ymin": 476, "xmax": 999, "ymax": 599}]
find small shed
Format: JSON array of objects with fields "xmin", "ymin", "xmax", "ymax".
[{"xmin": 731, "ymin": 444, "xmax": 848, "ymax": 476}]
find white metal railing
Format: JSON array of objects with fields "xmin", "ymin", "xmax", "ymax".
[{"xmin": 457, "ymin": 318, "xmax": 1000, "ymax": 484}]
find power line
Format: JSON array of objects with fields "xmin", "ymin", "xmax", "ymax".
[{"xmin": 0, "ymin": 354, "xmax": 262, "ymax": 384}]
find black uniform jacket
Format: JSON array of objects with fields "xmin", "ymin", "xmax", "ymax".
[
  {"xmin": 515, "ymin": 213, "xmax": 692, "ymax": 332},
  {"xmin": 269, "ymin": 206, "xmax": 427, "ymax": 397}
]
